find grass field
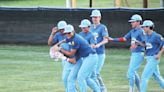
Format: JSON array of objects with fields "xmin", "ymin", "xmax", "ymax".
[
  {"xmin": 0, "ymin": 0, "xmax": 161, "ymax": 8},
  {"xmin": 0, "ymin": 45, "xmax": 164, "ymax": 92}
]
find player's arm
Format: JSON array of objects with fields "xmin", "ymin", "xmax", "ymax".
[
  {"xmin": 94, "ymin": 26, "xmax": 109, "ymax": 48},
  {"xmin": 156, "ymin": 46, "xmax": 164, "ymax": 60},
  {"xmin": 108, "ymin": 37, "xmax": 126, "ymax": 42},
  {"xmin": 48, "ymin": 27, "xmax": 59, "ymax": 46},
  {"xmin": 60, "ymin": 49, "xmax": 77, "ymax": 57},
  {"xmin": 108, "ymin": 31, "xmax": 131, "ymax": 42},
  {"xmin": 95, "ymin": 36, "xmax": 108, "ymax": 48},
  {"xmin": 156, "ymin": 37, "xmax": 164, "ymax": 60}
]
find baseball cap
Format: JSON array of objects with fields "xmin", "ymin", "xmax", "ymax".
[
  {"xmin": 128, "ymin": 14, "xmax": 142, "ymax": 22},
  {"xmin": 79, "ymin": 19, "xmax": 91, "ymax": 28},
  {"xmin": 90, "ymin": 9, "xmax": 101, "ymax": 17},
  {"xmin": 64, "ymin": 24, "xmax": 74, "ymax": 33},
  {"xmin": 141, "ymin": 20, "xmax": 154, "ymax": 27},
  {"xmin": 57, "ymin": 21, "xmax": 67, "ymax": 30}
]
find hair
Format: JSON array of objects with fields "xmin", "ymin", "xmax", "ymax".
[
  {"xmin": 136, "ymin": 20, "xmax": 142, "ymax": 24},
  {"xmin": 149, "ymin": 26, "xmax": 154, "ymax": 30}
]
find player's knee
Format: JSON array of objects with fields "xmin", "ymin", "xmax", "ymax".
[
  {"xmin": 77, "ymin": 74, "xmax": 85, "ymax": 83},
  {"xmin": 67, "ymin": 76, "xmax": 76, "ymax": 83},
  {"xmin": 62, "ymin": 75, "xmax": 67, "ymax": 84},
  {"xmin": 127, "ymin": 70, "xmax": 135, "ymax": 79}
]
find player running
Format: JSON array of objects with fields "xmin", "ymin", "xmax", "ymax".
[
  {"xmin": 58, "ymin": 24, "xmax": 100, "ymax": 92},
  {"xmin": 140, "ymin": 20, "xmax": 164, "ymax": 92},
  {"xmin": 79, "ymin": 19, "xmax": 100, "ymax": 91},
  {"xmin": 90, "ymin": 9, "xmax": 109, "ymax": 92},
  {"xmin": 108, "ymin": 14, "xmax": 145, "ymax": 92},
  {"xmin": 48, "ymin": 21, "xmax": 75, "ymax": 92}
]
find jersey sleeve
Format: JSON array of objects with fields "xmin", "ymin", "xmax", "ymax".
[
  {"xmin": 89, "ymin": 34, "xmax": 96, "ymax": 44},
  {"xmin": 157, "ymin": 34, "xmax": 164, "ymax": 48},
  {"xmin": 101, "ymin": 26, "xmax": 109, "ymax": 37},
  {"xmin": 124, "ymin": 31, "xmax": 131, "ymax": 40},
  {"xmin": 140, "ymin": 29, "xmax": 145, "ymax": 40},
  {"xmin": 52, "ymin": 34, "xmax": 58, "ymax": 44}
]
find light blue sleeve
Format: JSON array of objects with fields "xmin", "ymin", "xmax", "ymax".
[
  {"xmin": 89, "ymin": 34, "xmax": 96, "ymax": 44},
  {"xmin": 53, "ymin": 34, "xmax": 58, "ymax": 44},
  {"xmin": 157, "ymin": 34, "xmax": 164, "ymax": 48},
  {"xmin": 101, "ymin": 26, "xmax": 109, "ymax": 37},
  {"xmin": 124, "ymin": 31, "xmax": 131, "ymax": 40},
  {"xmin": 139, "ymin": 29, "xmax": 146, "ymax": 42}
]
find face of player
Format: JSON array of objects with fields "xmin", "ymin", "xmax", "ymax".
[
  {"xmin": 92, "ymin": 16, "xmax": 101, "ymax": 24},
  {"xmin": 65, "ymin": 32, "xmax": 74, "ymax": 39},
  {"xmin": 130, "ymin": 21, "xmax": 140, "ymax": 28},
  {"xmin": 59, "ymin": 29, "xmax": 65, "ymax": 34},
  {"xmin": 142, "ymin": 26, "xmax": 150, "ymax": 33},
  {"xmin": 81, "ymin": 27, "xmax": 90, "ymax": 33}
]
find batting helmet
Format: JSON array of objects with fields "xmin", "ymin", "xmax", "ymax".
[
  {"xmin": 57, "ymin": 21, "xmax": 67, "ymax": 30},
  {"xmin": 90, "ymin": 9, "xmax": 101, "ymax": 17},
  {"xmin": 79, "ymin": 19, "xmax": 91, "ymax": 28},
  {"xmin": 128, "ymin": 14, "xmax": 142, "ymax": 22}
]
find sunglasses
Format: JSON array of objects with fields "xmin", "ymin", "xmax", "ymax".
[
  {"xmin": 142, "ymin": 26, "xmax": 149, "ymax": 28},
  {"xmin": 65, "ymin": 32, "xmax": 71, "ymax": 34}
]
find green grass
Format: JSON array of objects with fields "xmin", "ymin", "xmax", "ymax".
[
  {"xmin": 0, "ymin": 45, "xmax": 164, "ymax": 92},
  {"xmin": 0, "ymin": 0, "xmax": 161, "ymax": 8}
]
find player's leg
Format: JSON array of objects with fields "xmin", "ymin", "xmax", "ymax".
[
  {"xmin": 90, "ymin": 54, "xmax": 100, "ymax": 88},
  {"xmin": 62, "ymin": 61, "xmax": 74, "ymax": 92},
  {"xmin": 60, "ymin": 43, "xmax": 75, "ymax": 91},
  {"xmin": 140, "ymin": 56, "xmax": 159, "ymax": 92},
  {"xmin": 135, "ymin": 72, "xmax": 141, "ymax": 91},
  {"xmin": 96, "ymin": 54, "xmax": 106, "ymax": 92},
  {"xmin": 77, "ymin": 54, "xmax": 100, "ymax": 92},
  {"xmin": 127, "ymin": 52, "xmax": 144, "ymax": 92},
  {"xmin": 152, "ymin": 65, "xmax": 164, "ymax": 89},
  {"xmin": 86, "ymin": 54, "xmax": 100, "ymax": 92},
  {"xmin": 67, "ymin": 59, "xmax": 82, "ymax": 92}
]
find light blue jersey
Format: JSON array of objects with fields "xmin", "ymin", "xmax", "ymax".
[
  {"xmin": 141, "ymin": 31, "xmax": 164, "ymax": 92},
  {"xmin": 90, "ymin": 24, "xmax": 109, "ymax": 54},
  {"xmin": 53, "ymin": 32, "xmax": 66, "ymax": 44},
  {"xmin": 124, "ymin": 27, "xmax": 145, "ymax": 92},
  {"xmin": 124, "ymin": 27, "xmax": 145, "ymax": 52},
  {"xmin": 79, "ymin": 31, "xmax": 96, "ymax": 45},
  {"xmin": 145, "ymin": 32, "xmax": 163, "ymax": 56},
  {"xmin": 90, "ymin": 23, "xmax": 108, "ymax": 91},
  {"xmin": 79, "ymin": 31, "xmax": 100, "ymax": 91}
]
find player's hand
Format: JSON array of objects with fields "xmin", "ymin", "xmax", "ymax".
[
  {"xmin": 155, "ymin": 54, "xmax": 161, "ymax": 60},
  {"xmin": 94, "ymin": 44, "xmax": 101, "ymax": 48},
  {"xmin": 52, "ymin": 45, "xmax": 61, "ymax": 52},
  {"xmin": 108, "ymin": 37, "xmax": 113, "ymax": 42},
  {"xmin": 130, "ymin": 44, "xmax": 137, "ymax": 50},
  {"xmin": 67, "ymin": 58, "xmax": 76, "ymax": 64},
  {"xmin": 51, "ymin": 27, "xmax": 58, "ymax": 35}
]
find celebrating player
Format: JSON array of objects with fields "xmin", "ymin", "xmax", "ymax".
[
  {"xmin": 79, "ymin": 19, "xmax": 100, "ymax": 91},
  {"xmin": 108, "ymin": 14, "xmax": 145, "ymax": 92},
  {"xmin": 90, "ymin": 9, "xmax": 109, "ymax": 92},
  {"xmin": 58, "ymin": 24, "xmax": 100, "ymax": 92},
  {"xmin": 48, "ymin": 21, "xmax": 75, "ymax": 92},
  {"xmin": 140, "ymin": 20, "xmax": 164, "ymax": 92}
]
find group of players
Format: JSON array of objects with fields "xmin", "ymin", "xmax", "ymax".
[{"xmin": 48, "ymin": 9, "xmax": 164, "ymax": 92}]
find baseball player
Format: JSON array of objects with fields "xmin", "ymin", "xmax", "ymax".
[
  {"xmin": 48, "ymin": 21, "xmax": 75, "ymax": 92},
  {"xmin": 79, "ymin": 19, "xmax": 100, "ymax": 91},
  {"xmin": 58, "ymin": 24, "xmax": 100, "ymax": 92},
  {"xmin": 140, "ymin": 20, "xmax": 164, "ymax": 92},
  {"xmin": 90, "ymin": 9, "xmax": 109, "ymax": 92},
  {"xmin": 108, "ymin": 14, "xmax": 145, "ymax": 92}
]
